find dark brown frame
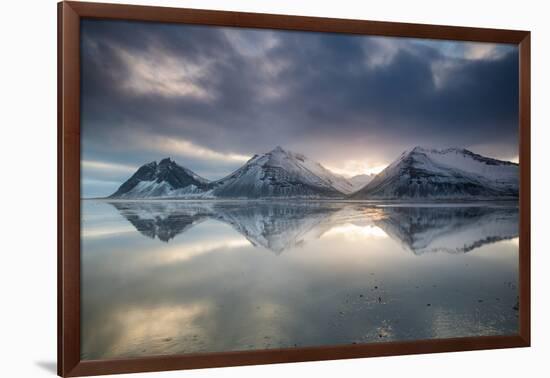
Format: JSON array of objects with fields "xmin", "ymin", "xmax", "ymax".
[{"xmin": 58, "ymin": 1, "xmax": 531, "ymax": 376}]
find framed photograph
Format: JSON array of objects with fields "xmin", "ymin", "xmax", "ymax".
[{"xmin": 58, "ymin": 1, "xmax": 530, "ymax": 376}]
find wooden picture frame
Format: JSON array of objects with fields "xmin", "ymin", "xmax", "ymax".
[{"xmin": 58, "ymin": 1, "xmax": 530, "ymax": 376}]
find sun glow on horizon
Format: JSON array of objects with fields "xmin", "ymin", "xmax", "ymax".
[{"xmin": 325, "ymin": 160, "xmax": 387, "ymax": 178}]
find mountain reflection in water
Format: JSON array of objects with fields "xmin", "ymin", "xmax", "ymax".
[
  {"xmin": 81, "ymin": 200, "xmax": 519, "ymax": 360},
  {"xmin": 109, "ymin": 201, "xmax": 518, "ymax": 255}
]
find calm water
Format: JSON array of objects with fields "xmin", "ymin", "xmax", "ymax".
[{"xmin": 81, "ymin": 200, "xmax": 519, "ymax": 360}]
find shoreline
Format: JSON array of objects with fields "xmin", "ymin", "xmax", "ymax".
[{"xmin": 81, "ymin": 197, "xmax": 520, "ymax": 207}]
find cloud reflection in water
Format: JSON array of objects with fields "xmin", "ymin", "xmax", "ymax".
[{"xmin": 81, "ymin": 200, "xmax": 519, "ymax": 360}]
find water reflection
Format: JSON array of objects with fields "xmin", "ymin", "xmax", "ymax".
[
  {"xmin": 81, "ymin": 200, "xmax": 519, "ymax": 360},
  {"xmin": 112, "ymin": 202, "xmax": 209, "ymax": 242},
  {"xmin": 374, "ymin": 206, "xmax": 518, "ymax": 255},
  {"xmin": 109, "ymin": 201, "xmax": 518, "ymax": 255}
]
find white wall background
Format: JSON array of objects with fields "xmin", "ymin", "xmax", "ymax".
[{"xmin": 1, "ymin": 0, "xmax": 548, "ymax": 376}]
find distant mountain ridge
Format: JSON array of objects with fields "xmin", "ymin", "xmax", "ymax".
[{"xmin": 108, "ymin": 146, "xmax": 519, "ymax": 200}]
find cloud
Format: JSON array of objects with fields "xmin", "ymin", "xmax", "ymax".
[
  {"xmin": 223, "ymin": 28, "xmax": 280, "ymax": 57},
  {"xmin": 133, "ymin": 134, "xmax": 251, "ymax": 164},
  {"xmin": 82, "ymin": 160, "xmax": 137, "ymax": 173},
  {"xmin": 81, "ymin": 161, "xmax": 139, "ymax": 197},
  {"xmin": 413, "ymin": 40, "xmax": 515, "ymax": 61},
  {"xmin": 116, "ymin": 47, "xmax": 215, "ymax": 100},
  {"xmin": 463, "ymin": 42, "xmax": 512, "ymax": 60}
]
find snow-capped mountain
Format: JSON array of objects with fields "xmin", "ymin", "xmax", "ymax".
[
  {"xmin": 350, "ymin": 147, "xmax": 519, "ymax": 200},
  {"xmin": 109, "ymin": 158, "xmax": 210, "ymax": 199},
  {"xmin": 210, "ymin": 146, "xmax": 354, "ymax": 198},
  {"xmin": 349, "ymin": 173, "xmax": 375, "ymax": 191}
]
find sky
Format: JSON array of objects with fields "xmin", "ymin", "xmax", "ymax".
[{"xmin": 80, "ymin": 19, "xmax": 519, "ymax": 198}]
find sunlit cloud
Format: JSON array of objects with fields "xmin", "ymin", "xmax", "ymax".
[
  {"xmin": 325, "ymin": 159, "xmax": 387, "ymax": 177},
  {"xmin": 134, "ymin": 134, "xmax": 250, "ymax": 164},
  {"xmin": 463, "ymin": 43, "xmax": 509, "ymax": 60},
  {"xmin": 414, "ymin": 40, "xmax": 512, "ymax": 61},
  {"xmin": 117, "ymin": 47, "xmax": 214, "ymax": 100},
  {"xmin": 427, "ymin": 41, "xmax": 513, "ymax": 88},
  {"xmin": 82, "ymin": 160, "xmax": 137, "ymax": 173}
]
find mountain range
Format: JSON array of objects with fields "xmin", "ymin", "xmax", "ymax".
[{"xmin": 108, "ymin": 146, "xmax": 518, "ymax": 200}]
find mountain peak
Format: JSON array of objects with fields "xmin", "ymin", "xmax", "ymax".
[
  {"xmin": 144, "ymin": 160, "xmax": 157, "ymax": 168},
  {"xmin": 409, "ymin": 146, "xmax": 448, "ymax": 154},
  {"xmin": 159, "ymin": 157, "xmax": 173, "ymax": 165},
  {"xmin": 410, "ymin": 146, "xmax": 427, "ymax": 153},
  {"xmin": 409, "ymin": 146, "xmax": 470, "ymax": 155},
  {"xmin": 270, "ymin": 145, "xmax": 286, "ymax": 154}
]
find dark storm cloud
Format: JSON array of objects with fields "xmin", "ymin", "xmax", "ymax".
[
  {"xmin": 261, "ymin": 33, "xmax": 517, "ymax": 143},
  {"xmin": 80, "ymin": 19, "xmax": 518, "ymax": 197}
]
